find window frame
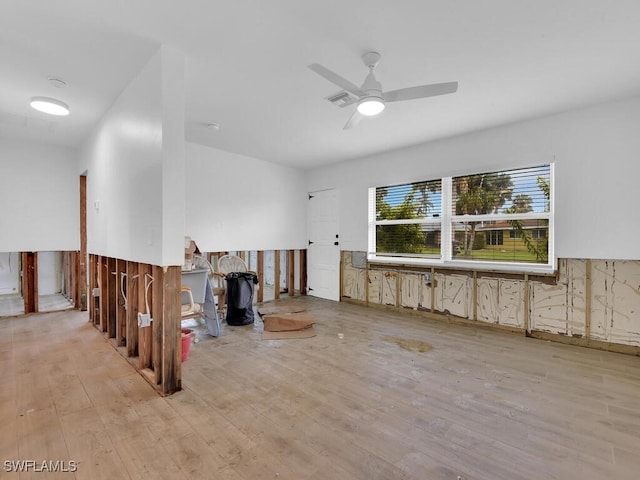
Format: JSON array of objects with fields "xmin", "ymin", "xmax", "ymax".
[{"xmin": 368, "ymin": 164, "xmax": 555, "ymax": 274}]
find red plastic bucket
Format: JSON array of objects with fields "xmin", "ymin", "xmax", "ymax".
[{"xmin": 181, "ymin": 329, "xmax": 193, "ymax": 362}]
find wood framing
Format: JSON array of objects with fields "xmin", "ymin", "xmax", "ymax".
[
  {"xmin": 523, "ymin": 272, "xmax": 530, "ymax": 333},
  {"xmin": 83, "ymin": 250, "xmax": 308, "ymax": 396},
  {"xmin": 152, "ymin": 265, "xmax": 164, "ymax": 385},
  {"xmin": 22, "ymin": 252, "xmax": 38, "ymax": 314},
  {"xmin": 288, "ymin": 250, "xmax": 295, "ymax": 296},
  {"xmin": 126, "ymin": 261, "xmax": 139, "ymax": 358},
  {"xmin": 107, "ymin": 257, "xmax": 117, "ymax": 339},
  {"xmin": 86, "ymin": 255, "xmax": 182, "ymax": 395},
  {"xmin": 274, "ymin": 250, "xmax": 281, "ymax": 300},
  {"xmin": 89, "ymin": 254, "xmax": 98, "ymax": 324},
  {"xmin": 138, "ymin": 262, "xmax": 153, "ymax": 370},
  {"xmin": 257, "ymin": 251, "xmax": 264, "ymax": 302},
  {"xmin": 156, "ymin": 265, "xmax": 181, "ymax": 394},
  {"xmin": 71, "ymin": 251, "xmax": 79, "ymax": 308},
  {"xmin": 99, "ymin": 256, "xmax": 108, "ymax": 332},
  {"xmin": 299, "ymin": 249, "xmax": 307, "ymax": 295},
  {"xmin": 585, "ymin": 259, "xmax": 592, "ymax": 344},
  {"xmin": 78, "ymin": 175, "xmax": 87, "ymax": 310},
  {"xmin": 115, "ymin": 259, "xmax": 127, "ymax": 346}
]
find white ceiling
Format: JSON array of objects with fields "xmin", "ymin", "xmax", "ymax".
[{"xmin": 2, "ymin": 1, "xmax": 640, "ymax": 169}]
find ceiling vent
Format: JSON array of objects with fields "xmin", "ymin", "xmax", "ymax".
[{"xmin": 325, "ymin": 90, "xmax": 358, "ymax": 108}]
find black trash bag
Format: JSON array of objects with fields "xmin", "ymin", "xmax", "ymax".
[{"xmin": 225, "ymin": 272, "xmax": 258, "ymax": 326}]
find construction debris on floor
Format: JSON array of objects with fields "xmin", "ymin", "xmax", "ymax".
[{"xmin": 258, "ymin": 301, "xmax": 316, "ymax": 340}]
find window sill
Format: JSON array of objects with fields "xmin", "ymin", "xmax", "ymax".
[{"xmin": 368, "ymin": 255, "xmax": 556, "ymax": 276}]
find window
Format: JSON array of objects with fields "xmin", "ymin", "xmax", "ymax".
[
  {"xmin": 372, "ymin": 179, "xmax": 442, "ymax": 259},
  {"xmin": 485, "ymin": 231, "xmax": 503, "ymax": 246},
  {"xmin": 368, "ymin": 164, "xmax": 553, "ymax": 272}
]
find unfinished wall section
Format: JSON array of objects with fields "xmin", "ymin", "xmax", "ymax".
[
  {"xmin": 88, "ymin": 254, "xmax": 181, "ymax": 395},
  {"xmin": 529, "ymin": 259, "xmax": 587, "ymax": 338},
  {"xmin": 342, "ymin": 252, "xmax": 640, "ymax": 353},
  {"xmin": 591, "ymin": 260, "xmax": 640, "ymax": 345},
  {"xmin": 342, "ymin": 252, "xmax": 366, "ymax": 302}
]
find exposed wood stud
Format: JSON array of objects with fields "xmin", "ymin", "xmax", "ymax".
[
  {"xmin": 107, "ymin": 257, "xmax": 117, "ymax": 338},
  {"xmin": 430, "ymin": 267, "xmax": 435, "ymax": 313},
  {"xmin": 274, "ymin": 250, "xmax": 281, "ymax": 300},
  {"xmin": 152, "ymin": 265, "xmax": 163, "ymax": 385},
  {"xmin": 299, "ymin": 250, "xmax": 307, "ymax": 295},
  {"xmin": 71, "ymin": 251, "xmax": 79, "ymax": 308},
  {"xmin": 95, "ymin": 256, "xmax": 101, "ymax": 325},
  {"xmin": 78, "ymin": 175, "xmax": 87, "ymax": 311},
  {"xmin": 88, "ymin": 254, "xmax": 95, "ymax": 323},
  {"xmin": 340, "ymin": 251, "xmax": 345, "ymax": 299},
  {"xmin": 99, "ymin": 256, "xmax": 108, "ymax": 332},
  {"xmin": 86, "ymin": 256, "xmax": 181, "ymax": 395},
  {"xmin": 161, "ymin": 266, "xmax": 181, "ymax": 394},
  {"xmin": 585, "ymin": 259, "xmax": 591, "ymax": 344},
  {"xmin": 365, "ymin": 256, "xmax": 369, "ymax": 306},
  {"xmin": 138, "ymin": 262, "xmax": 152, "ymax": 370},
  {"xmin": 22, "ymin": 252, "xmax": 38, "ymax": 314},
  {"xmin": 257, "ymin": 250, "xmax": 264, "ymax": 302},
  {"xmin": 115, "ymin": 259, "xmax": 127, "ymax": 346},
  {"xmin": 126, "ymin": 261, "xmax": 139, "ymax": 357},
  {"xmin": 524, "ymin": 273, "xmax": 529, "ymax": 334},
  {"xmin": 396, "ymin": 267, "xmax": 401, "ymax": 308},
  {"xmin": 472, "ymin": 270, "xmax": 478, "ymax": 321},
  {"xmin": 288, "ymin": 250, "xmax": 295, "ymax": 296}
]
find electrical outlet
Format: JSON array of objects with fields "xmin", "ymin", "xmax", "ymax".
[{"xmin": 138, "ymin": 312, "xmax": 152, "ymax": 327}]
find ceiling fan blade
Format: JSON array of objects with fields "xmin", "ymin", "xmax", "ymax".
[
  {"xmin": 308, "ymin": 63, "xmax": 364, "ymax": 97},
  {"xmin": 384, "ymin": 81, "xmax": 458, "ymax": 103},
  {"xmin": 344, "ymin": 109, "xmax": 364, "ymax": 130}
]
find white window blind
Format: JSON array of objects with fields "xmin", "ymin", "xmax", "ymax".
[{"xmin": 370, "ymin": 179, "xmax": 442, "ymax": 259}]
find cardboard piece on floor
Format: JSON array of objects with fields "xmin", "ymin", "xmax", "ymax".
[
  {"xmin": 262, "ymin": 325, "xmax": 316, "ymax": 340},
  {"xmin": 262, "ymin": 311, "xmax": 315, "ymax": 332},
  {"xmin": 258, "ymin": 301, "xmax": 306, "ymax": 316}
]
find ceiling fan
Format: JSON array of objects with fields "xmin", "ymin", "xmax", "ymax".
[{"xmin": 309, "ymin": 52, "xmax": 458, "ymax": 129}]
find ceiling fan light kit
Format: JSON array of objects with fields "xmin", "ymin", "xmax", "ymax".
[
  {"xmin": 309, "ymin": 51, "xmax": 457, "ymax": 129},
  {"xmin": 357, "ymin": 96, "xmax": 385, "ymax": 116}
]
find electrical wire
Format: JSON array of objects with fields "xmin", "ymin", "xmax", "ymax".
[{"xmin": 144, "ymin": 273, "xmax": 154, "ymax": 315}]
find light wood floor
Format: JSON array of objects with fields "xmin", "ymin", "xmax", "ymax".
[{"xmin": 1, "ymin": 298, "xmax": 639, "ymax": 479}]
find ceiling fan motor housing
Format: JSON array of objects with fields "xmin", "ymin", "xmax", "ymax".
[{"xmin": 362, "ymin": 51, "xmax": 381, "ymax": 69}]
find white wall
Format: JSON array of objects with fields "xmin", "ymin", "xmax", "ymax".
[
  {"xmin": 0, "ymin": 137, "xmax": 79, "ymax": 252},
  {"xmin": 0, "ymin": 252, "xmax": 20, "ymax": 295},
  {"xmin": 79, "ymin": 46, "xmax": 185, "ymax": 266},
  {"xmin": 38, "ymin": 251, "xmax": 61, "ymax": 295},
  {"xmin": 185, "ymin": 142, "xmax": 307, "ymax": 251},
  {"xmin": 306, "ymin": 95, "xmax": 640, "ymax": 260}
]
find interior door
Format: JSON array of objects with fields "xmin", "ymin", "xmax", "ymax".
[{"xmin": 307, "ymin": 189, "xmax": 340, "ymax": 301}]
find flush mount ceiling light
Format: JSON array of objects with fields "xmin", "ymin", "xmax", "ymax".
[
  {"xmin": 357, "ymin": 96, "xmax": 385, "ymax": 116},
  {"xmin": 30, "ymin": 96, "xmax": 70, "ymax": 116}
]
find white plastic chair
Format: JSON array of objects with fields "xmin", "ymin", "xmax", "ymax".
[{"xmin": 180, "ymin": 286, "xmax": 202, "ymax": 318}]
